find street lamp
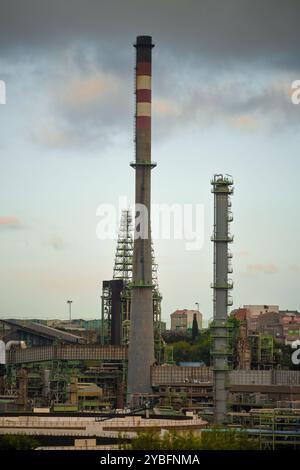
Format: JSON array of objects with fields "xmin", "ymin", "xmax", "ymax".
[{"xmin": 67, "ymin": 300, "xmax": 73, "ymax": 322}]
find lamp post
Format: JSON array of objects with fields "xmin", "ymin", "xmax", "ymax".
[{"xmin": 67, "ymin": 300, "xmax": 73, "ymax": 322}]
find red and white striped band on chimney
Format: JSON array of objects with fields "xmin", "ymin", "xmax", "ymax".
[{"xmin": 136, "ymin": 61, "xmax": 151, "ymax": 130}]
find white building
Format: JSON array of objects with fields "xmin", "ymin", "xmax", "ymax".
[{"xmin": 170, "ymin": 309, "xmax": 203, "ymax": 332}]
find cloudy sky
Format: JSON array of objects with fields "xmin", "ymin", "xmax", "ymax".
[{"xmin": 0, "ymin": 0, "xmax": 299, "ymax": 325}]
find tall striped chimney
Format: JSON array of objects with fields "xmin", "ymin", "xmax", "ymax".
[{"xmin": 127, "ymin": 36, "xmax": 156, "ymax": 402}]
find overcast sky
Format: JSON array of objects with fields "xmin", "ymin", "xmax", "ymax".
[{"xmin": 0, "ymin": 0, "xmax": 299, "ymax": 325}]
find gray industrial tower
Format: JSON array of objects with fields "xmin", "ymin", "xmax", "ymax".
[
  {"xmin": 211, "ymin": 174, "xmax": 234, "ymax": 424},
  {"xmin": 127, "ymin": 36, "xmax": 156, "ymax": 402}
]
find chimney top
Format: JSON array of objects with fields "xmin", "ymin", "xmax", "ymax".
[{"xmin": 135, "ymin": 36, "xmax": 154, "ymax": 47}]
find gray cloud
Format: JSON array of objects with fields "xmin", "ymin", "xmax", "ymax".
[
  {"xmin": 0, "ymin": 0, "xmax": 300, "ymax": 69},
  {"xmin": 153, "ymin": 76, "xmax": 300, "ymax": 136},
  {"xmin": 2, "ymin": 1, "xmax": 300, "ymax": 150},
  {"xmin": 27, "ymin": 61, "xmax": 300, "ymax": 150},
  {"xmin": 30, "ymin": 53, "xmax": 132, "ymax": 150}
]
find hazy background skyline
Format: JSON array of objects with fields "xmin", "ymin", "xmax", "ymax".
[{"xmin": 0, "ymin": 0, "xmax": 300, "ymax": 325}]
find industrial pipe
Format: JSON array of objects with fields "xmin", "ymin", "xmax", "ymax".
[{"xmin": 5, "ymin": 340, "xmax": 27, "ymax": 351}]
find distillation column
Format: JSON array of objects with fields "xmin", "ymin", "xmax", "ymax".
[
  {"xmin": 211, "ymin": 174, "xmax": 234, "ymax": 424},
  {"xmin": 127, "ymin": 36, "xmax": 156, "ymax": 401}
]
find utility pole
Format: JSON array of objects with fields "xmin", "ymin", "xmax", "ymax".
[{"xmin": 67, "ymin": 300, "xmax": 73, "ymax": 322}]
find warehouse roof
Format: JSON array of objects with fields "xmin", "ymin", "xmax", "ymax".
[{"xmin": 0, "ymin": 319, "xmax": 84, "ymax": 344}]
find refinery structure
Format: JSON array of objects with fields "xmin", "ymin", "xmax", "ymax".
[
  {"xmin": 101, "ymin": 209, "xmax": 162, "ymax": 361},
  {"xmin": 0, "ymin": 36, "xmax": 300, "ymax": 450},
  {"xmin": 211, "ymin": 174, "xmax": 234, "ymax": 424}
]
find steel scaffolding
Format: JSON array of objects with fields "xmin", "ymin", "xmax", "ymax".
[
  {"xmin": 248, "ymin": 334, "xmax": 274, "ymax": 368},
  {"xmin": 101, "ymin": 209, "xmax": 163, "ymax": 362}
]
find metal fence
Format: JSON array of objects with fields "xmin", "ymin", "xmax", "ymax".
[
  {"xmin": 151, "ymin": 365, "xmax": 212, "ymax": 385},
  {"xmin": 7, "ymin": 345, "xmax": 127, "ymax": 364},
  {"xmin": 272, "ymin": 370, "xmax": 300, "ymax": 385},
  {"xmin": 229, "ymin": 370, "xmax": 272, "ymax": 385},
  {"xmin": 151, "ymin": 366, "xmax": 300, "ymax": 386}
]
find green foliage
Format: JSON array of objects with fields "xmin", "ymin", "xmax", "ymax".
[
  {"xmin": 123, "ymin": 428, "xmax": 259, "ymax": 450},
  {"xmin": 164, "ymin": 332, "xmax": 192, "ymax": 344},
  {"xmin": 274, "ymin": 341, "xmax": 299, "ymax": 370},
  {"xmin": 192, "ymin": 330, "xmax": 211, "ymax": 364},
  {"xmin": 0, "ymin": 434, "xmax": 39, "ymax": 450},
  {"xmin": 228, "ymin": 315, "xmax": 241, "ymax": 367},
  {"xmin": 172, "ymin": 341, "xmax": 192, "ymax": 363},
  {"xmin": 171, "ymin": 330, "xmax": 212, "ymax": 365},
  {"xmin": 200, "ymin": 429, "xmax": 259, "ymax": 450},
  {"xmin": 227, "ymin": 315, "xmax": 241, "ymax": 329},
  {"xmin": 122, "ymin": 430, "xmax": 202, "ymax": 450}
]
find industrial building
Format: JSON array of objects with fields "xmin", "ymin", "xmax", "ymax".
[
  {"xmin": 1, "ymin": 343, "xmax": 126, "ymax": 413},
  {"xmin": 0, "ymin": 319, "xmax": 84, "ymax": 346}
]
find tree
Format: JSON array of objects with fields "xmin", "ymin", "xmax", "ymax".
[
  {"xmin": 0, "ymin": 435, "xmax": 39, "ymax": 450},
  {"xmin": 121, "ymin": 430, "xmax": 202, "ymax": 450},
  {"xmin": 199, "ymin": 429, "xmax": 259, "ymax": 450},
  {"xmin": 122, "ymin": 429, "xmax": 259, "ymax": 450},
  {"xmin": 192, "ymin": 330, "xmax": 212, "ymax": 364},
  {"xmin": 192, "ymin": 314, "xmax": 199, "ymax": 341},
  {"xmin": 228, "ymin": 315, "xmax": 241, "ymax": 368},
  {"xmin": 168, "ymin": 330, "xmax": 212, "ymax": 365},
  {"xmin": 274, "ymin": 341, "xmax": 300, "ymax": 370},
  {"xmin": 172, "ymin": 341, "xmax": 192, "ymax": 363}
]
